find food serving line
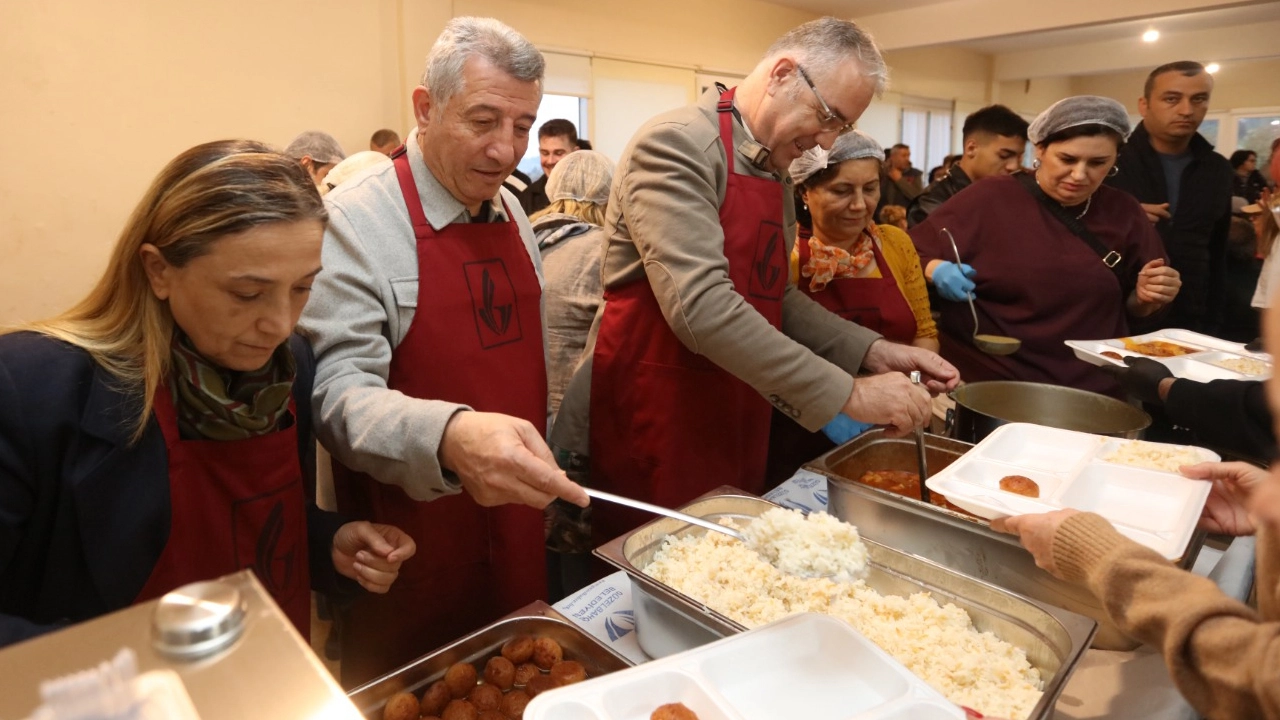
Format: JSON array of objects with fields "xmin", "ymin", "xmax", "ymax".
[{"xmin": 0, "ymin": 329, "xmax": 1263, "ymax": 720}]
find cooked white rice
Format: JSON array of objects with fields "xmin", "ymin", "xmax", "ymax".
[
  {"xmin": 1101, "ymin": 439, "xmax": 1206, "ymax": 473},
  {"xmin": 645, "ymin": 516, "xmax": 1044, "ymax": 719},
  {"xmin": 741, "ymin": 508, "xmax": 869, "ymax": 582},
  {"xmin": 1209, "ymin": 357, "xmax": 1270, "ymax": 376}
]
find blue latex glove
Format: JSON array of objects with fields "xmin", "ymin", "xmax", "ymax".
[
  {"xmin": 932, "ymin": 261, "xmax": 977, "ymax": 302},
  {"xmin": 821, "ymin": 413, "xmax": 875, "ymax": 444}
]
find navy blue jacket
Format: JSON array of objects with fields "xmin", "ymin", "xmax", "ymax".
[{"xmin": 0, "ymin": 332, "xmax": 348, "ymax": 648}]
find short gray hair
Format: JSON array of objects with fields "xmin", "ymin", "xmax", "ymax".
[
  {"xmin": 764, "ymin": 17, "xmax": 888, "ymax": 97},
  {"xmin": 422, "ymin": 17, "xmax": 545, "ymax": 109}
]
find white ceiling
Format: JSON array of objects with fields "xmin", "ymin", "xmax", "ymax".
[{"xmin": 958, "ymin": 2, "xmax": 1280, "ymax": 54}]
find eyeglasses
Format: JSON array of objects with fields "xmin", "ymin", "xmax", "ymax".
[{"xmin": 796, "ymin": 64, "xmax": 855, "ymax": 135}]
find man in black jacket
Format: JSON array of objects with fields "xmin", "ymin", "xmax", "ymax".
[
  {"xmin": 907, "ymin": 105, "xmax": 1028, "ymax": 226},
  {"xmin": 1106, "ymin": 61, "xmax": 1233, "ymax": 334}
]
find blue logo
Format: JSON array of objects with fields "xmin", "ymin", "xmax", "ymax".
[
  {"xmin": 604, "ymin": 610, "xmax": 635, "ymax": 641},
  {"xmin": 780, "ymin": 499, "xmax": 813, "ymax": 513}
]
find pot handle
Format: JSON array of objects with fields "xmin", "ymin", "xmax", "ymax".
[{"xmin": 944, "ymin": 407, "xmax": 955, "ymax": 437}]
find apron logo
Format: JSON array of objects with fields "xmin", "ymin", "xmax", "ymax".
[
  {"xmin": 464, "ymin": 259, "xmax": 524, "ymax": 349},
  {"xmin": 254, "ymin": 501, "xmax": 296, "ymax": 597},
  {"xmin": 233, "ymin": 488, "xmax": 302, "ymax": 607},
  {"xmin": 749, "ymin": 221, "xmax": 785, "ymax": 300}
]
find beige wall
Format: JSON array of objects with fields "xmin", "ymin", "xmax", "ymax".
[
  {"xmin": 1, "ymin": 0, "xmax": 822, "ymax": 326},
  {"xmin": 993, "ymin": 76, "xmax": 1074, "ymax": 117},
  {"xmin": 1071, "ymin": 57, "xmax": 1280, "ymax": 114},
  {"xmin": 0, "ymin": 0, "xmax": 394, "ymax": 325},
  {"xmin": 881, "ymin": 46, "xmax": 992, "ymax": 104}
]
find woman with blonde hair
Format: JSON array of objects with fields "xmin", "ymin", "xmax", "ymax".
[
  {"xmin": 530, "ymin": 149, "xmax": 614, "ymax": 417},
  {"xmin": 0, "ymin": 140, "xmax": 414, "ymax": 647}
]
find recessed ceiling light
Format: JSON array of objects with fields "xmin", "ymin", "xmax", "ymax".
[
  {"xmin": 1142, "ymin": 29, "xmax": 1160, "ymax": 43},
  {"xmin": 1205, "ymin": 62, "xmax": 1220, "ymax": 74},
  {"xmin": 1271, "ymin": 120, "xmax": 1280, "ymax": 126}
]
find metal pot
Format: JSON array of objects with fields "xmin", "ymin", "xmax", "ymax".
[{"xmin": 948, "ymin": 381, "xmax": 1150, "ymax": 443}]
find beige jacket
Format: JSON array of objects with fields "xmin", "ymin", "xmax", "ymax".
[
  {"xmin": 553, "ymin": 89, "xmax": 881, "ymax": 452},
  {"xmin": 1055, "ymin": 512, "xmax": 1280, "ymax": 719}
]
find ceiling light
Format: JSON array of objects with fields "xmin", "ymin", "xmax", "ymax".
[
  {"xmin": 1205, "ymin": 62, "xmax": 1220, "ymax": 74},
  {"xmin": 1142, "ymin": 29, "xmax": 1160, "ymax": 43},
  {"xmin": 1272, "ymin": 120, "xmax": 1280, "ymax": 126}
]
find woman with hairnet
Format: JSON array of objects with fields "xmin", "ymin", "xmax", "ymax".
[
  {"xmin": 910, "ymin": 96, "xmax": 1182, "ymax": 396},
  {"xmin": 528, "ymin": 149, "xmax": 613, "ymax": 598},
  {"xmin": 767, "ymin": 131, "xmax": 938, "ymax": 486},
  {"xmin": 529, "ymin": 150, "xmax": 614, "ymax": 419}
]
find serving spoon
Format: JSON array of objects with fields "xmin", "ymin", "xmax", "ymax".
[
  {"xmin": 584, "ymin": 488, "xmax": 864, "ymax": 581},
  {"xmin": 940, "ymin": 227, "xmax": 1021, "ymax": 356}
]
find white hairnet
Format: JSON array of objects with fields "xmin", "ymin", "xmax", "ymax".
[
  {"xmin": 283, "ymin": 131, "xmax": 346, "ymax": 165},
  {"xmin": 322, "ymin": 151, "xmax": 392, "ymax": 195},
  {"xmin": 546, "ymin": 150, "xmax": 615, "ymax": 205},
  {"xmin": 1027, "ymin": 96, "xmax": 1130, "ymax": 145},
  {"xmin": 789, "ymin": 130, "xmax": 884, "ymax": 186}
]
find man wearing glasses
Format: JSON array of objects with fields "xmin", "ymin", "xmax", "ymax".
[{"xmin": 551, "ymin": 18, "xmax": 959, "ymax": 549}]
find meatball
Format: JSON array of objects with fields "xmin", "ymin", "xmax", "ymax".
[
  {"xmin": 549, "ymin": 660, "xmax": 587, "ymax": 686},
  {"xmin": 500, "ymin": 635, "xmax": 534, "ymax": 664},
  {"xmin": 442, "ymin": 699, "xmax": 478, "ymax": 720},
  {"xmin": 478, "ymin": 712, "xmax": 506, "ymax": 720},
  {"xmin": 513, "ymin": 662, "xmax": 541, "ymax": 686},
  {"xmin": 531, "ymin": 637, "xmax": 563, "ymax": 670},
  {"xmin": 483, "ymin": 656, "xmax": 515, "ymax": 690},
  {"xmin": 999, "ymin": 474, "xmax": 1040, "ymax": 498},
  {"xmin": 500, "ymin": 690, "xmax": 531, "ymax": 719},
  {"xmin": 651, "ymin": 703, "xmax": 700, "ymax": 720},
  {"xmin": 468, "ymin": 684, "xmax": 502, "ymax": 712},
  {"xmin": 524, "ymin": 674, "xmax": 556, "ymax": 698},
  {"xmin": 382, "ymin": 692, "xmax": 420, "ymax": 720},
  {"xmin": 421, "ymin": 680, "xmax": 453, "ymax": 716},
  {"xmin": 444, "ymin": 662, "xmax": 478, "ymax": 698}
]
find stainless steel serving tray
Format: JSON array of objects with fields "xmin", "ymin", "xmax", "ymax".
[
  {"xmin": 595, "ymin": 488, "xmax": 1097, "ymax": 720},
  {"xmin": 345, "ymin": 601, "xmax": 633, "ymax": 718},
  {"xmin": 807, "ymin": 429, "xmax": 1206, "ymax": 650}
]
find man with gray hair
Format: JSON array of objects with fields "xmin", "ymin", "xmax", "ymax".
[
  {"xmin": 552, "ymin": 17, "xmax": 959, "ymax": 546},
  {"xmin": 284, "ymin": 130, "xmax": 346, "ymax": 189},
  {"xmin": 299, "ymin": 16, "xmax": 587, "ymax": 684}
]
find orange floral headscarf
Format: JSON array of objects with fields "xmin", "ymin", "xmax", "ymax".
[{"xmin": 801, "ymin": 224, "xmax": 879, "ymax": 292}]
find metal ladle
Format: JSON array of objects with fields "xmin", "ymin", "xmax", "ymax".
[
  {"xmin": 940, "ymin": 227, "xmax": 1020, "ymax": 356},
  {"xmin": 910, "ymin": 371, "xmax": 931, "ymax": 505}
]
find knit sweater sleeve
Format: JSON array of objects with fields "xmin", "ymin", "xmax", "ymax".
[
  {"xmin": 877, "ymin": 224, "xmax": 938, "ymax": 340},
  {"xmin": 1053, "ymin": 512, "xmax": 1280, "ymax": 720}
]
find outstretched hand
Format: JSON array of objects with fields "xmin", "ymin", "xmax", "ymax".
[{"xmin": 1181, "ymin": 461, "xmax": 1267, "ymax": 536}]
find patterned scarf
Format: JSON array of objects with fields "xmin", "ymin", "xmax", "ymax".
[
  {"xmin": 802, "ymin": 225, "xmax": 879, "ymax": 292},
  {"xmin": 169, "ymin": 333, "xmax": 296, "ymax": 441}
]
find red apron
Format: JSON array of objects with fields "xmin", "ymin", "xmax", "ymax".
[
  {"xmin": 588, "ymin": 87, "xmax": 786, "ymax": 544},
  {"xmin": 766, "ymin": 235, "xmax": 919, "ymax": 487},
  {"xmin": 135, "ymin": 384, "xmax": 310, "ymax": 636},
  {"xmin": 796, "ymin": 233, "xmax": 919, "ymax": 344},
  {"xmin": 333, "ymin": 147, "xmax": 548, "ymax": 687}
]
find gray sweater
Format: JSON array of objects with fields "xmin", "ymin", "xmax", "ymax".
[{"xmin": 299, "ymin": 129, "xmax": 544, "ymax": 500}]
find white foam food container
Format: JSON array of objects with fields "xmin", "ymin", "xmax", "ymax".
[
  {"xmin": 1065, "ymin": 329, "xmax": 1272, "ymax": 380},
  {"xmin": 924, "ymin": 423, "xmax": 1216, "ymax": 560},
  {"xmin": 524, "ymin": 612, "xmax": 964, "ymax": 720}
]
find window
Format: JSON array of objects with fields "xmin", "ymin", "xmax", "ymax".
[
  {"xmin": 1237, "ymin": 115, "xmax": 1280, "ymax": 164},
  {"xmin": 900, "ymin": 104, "xmax": 952, "ymax": 177},
  {"xmin": 1198, "ymin": 118, "xmax": 1221, "ymax": 148},
  {"xmin": 517, "ymin": 94, "xmax": 590, "ymax": 181}
]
